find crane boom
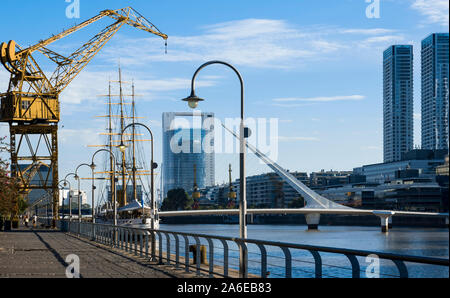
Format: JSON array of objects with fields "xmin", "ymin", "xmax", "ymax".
[{"xmin": 0, "ymin": 7, "xmax": 167, "ymax": 227}]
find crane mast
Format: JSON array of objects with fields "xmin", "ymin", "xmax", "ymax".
[{"xmin": 0, "ymin": 7, "xmax": 167, "ymax": 226}]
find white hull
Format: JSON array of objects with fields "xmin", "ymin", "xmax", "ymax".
[{"xmin": 97, "ymin": 218, "xmax": 160, "ymax": 230}]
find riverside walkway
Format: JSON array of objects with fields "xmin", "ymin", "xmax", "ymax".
[{"xmin": 0, "ymin": 227, "xmax": 196, "ymax": 278}]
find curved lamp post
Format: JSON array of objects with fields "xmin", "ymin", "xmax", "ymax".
[
  {"xmin": 119, "ymin": 122, "xmax": 158, "ymax": 260},
  {"xmin": 75, "ymin": 163, "xmax": 92, "ymax": 231},
  {"xmin": 57, "ymin": 179, "xmax": 71, "ymax": 220},
  {"xmin": 64, "ymin": 172, "xmax": 77, "ymax": 229},
  {"xmin": 57, "ymin": 179, "xmax": 71, "ymax": 231},
  {"xmin": 91, "ymin": 149, "xmax": 118, "ymax": 226},
  {"xmin": 181, "ymin": 60, "xmax": 248, "ymax": 277}
]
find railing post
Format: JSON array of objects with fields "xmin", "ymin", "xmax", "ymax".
[
  {"xmin": 150, "ymin": 230, "xmax": 156, "ymax": 261},
  {"xmin": 235, "ymin": 239, "xmax": 248, "ymax": 278},
  {"xmin": 140, "ymin": 230, "xmax": 144, "ymax": 257},
  {"xmin": 194, "ymin": 236, "xmax": 202, "ymax": 276},
  {"xmin": 119, "ymin": 228, "xmax": 123, "ymax": 250},
  {"xmin": 165, "ymin": 232, "xmax": 171, "ymax": 265},
  {"xmin": 219, "ymin": 239, "xmax": 229, "ymax": 278},
  {"xmin": 393, "ymin": 260, "xmax": 409, "ymax": 278},
  {"xmin": 134, "ymin": 230, "xmax": 138, "ymax": 256},
  {"xmin": 206, "ymin": 238, "xmax": 214, "ymax": 278},
  {"xmin": 156, "ymin": 231, "xmax": 163, "ymax": 264},
  {"xmin": 182, "ymin": 235, "xmax": 190, "ymax": 273},
  {"xmin": 280, "ymin": 247, "xmax": 292, "ymax": 278},
  {"xmin": 256, "ymin": 244, "xmax": 267, "ymax": 278},
  {"xmin": 173, "ymin": 233, "xmax": 180, "ymax": 269},
  {"xmin": 309, "ymin": 250, "xmax": 322, "ymax": 278},
  {"xmin": 145, "ymin": 232, "xmax": 149, "ymax": 259},
  {"xmin": 345, "ymin": 254, "xmax": 361, "ymax": 278}
]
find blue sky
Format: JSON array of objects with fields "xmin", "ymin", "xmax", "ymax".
[{"xmin": 0, "ymin": 0, "xmax": 448, "ymax": 202}]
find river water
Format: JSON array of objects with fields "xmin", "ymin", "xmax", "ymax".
[{"xmin": 159, "ymin": 224, "xmax": 449, "ymax": 278}]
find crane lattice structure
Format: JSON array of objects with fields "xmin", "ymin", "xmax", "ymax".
[{"xmin": 0, "ymin": 7, "xmax": 167, "ymax": 225}]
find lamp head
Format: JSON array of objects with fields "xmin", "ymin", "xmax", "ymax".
[
  {"xmin": 182, "ymin": 91, "xmax": 204, "ymax": 109},
  {"xmin": 90, "ymin": 162, "xmax": 96, "ymax": 170},
  {"xmin": 119, "ymin": 142, "xmax": 127, "ymax": 153}
]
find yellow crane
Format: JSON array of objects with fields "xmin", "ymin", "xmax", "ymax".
[{"xmin": 0, "ymin": 7, "xmax": 168, "ymax": 225}]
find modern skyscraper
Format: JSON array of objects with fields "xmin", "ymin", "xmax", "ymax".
[
  {"xmin": 383, "ymin": 45, "xmax": 414, "ymax": 163},
  {"xmin": 421, "ymin": 33, "xmax": 449, "ymax": 151},
  {"xmin": 162, "ymin": 112, "xmax": 215, "ymax": 197}
]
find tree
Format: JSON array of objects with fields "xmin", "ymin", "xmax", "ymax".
[
  {"xmin": 161, "ymin": 188, "xmax": 193, "ymax": 211},
  {"xmin": 289, "ymin": 197, "xmax": 305, "ymax": 208},
  {"xmin": 0, "ymin": 136, "xmax": 22, "ymax": 220}
]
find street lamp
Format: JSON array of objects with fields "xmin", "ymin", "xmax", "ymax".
[
  {"xmin": 64, "ymin": 172, "xmax": 77, "ymax": 230},
  {"xmin": 182, "ymin": 60, "xmax": 248, "ymax": 277},
  {"xmin": 75, "ymin": 163, "xmax": 92, "ymax": 233},
  {"xmin": 91, "ymin": 149, "xmax": 118, "ymax": 226},
  {"xmin": 119, "ymin": 122, "xmax": 158, "ymax": 260},
  {"xmin": 89, "ymin": 162, "xmax": 96, "ymax": 224},
  {"xmin": 57, "ymin": 179, "xmax": 71, "ymax": 219}
]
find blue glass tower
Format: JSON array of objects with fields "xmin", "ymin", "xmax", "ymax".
[
  {"xmin": 383, "ymin": 45, "xmax": 414, "ymax": 163},
  {"xmin": 162, "ymin": 112, "xmax": 215, "ymax": 197},
  {"xmin": 421, "ymin": 33, "xmax": 449, "ymax": 150}
]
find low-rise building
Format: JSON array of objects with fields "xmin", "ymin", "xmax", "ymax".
[{"xmin": 354, "ymin": 149, "xmax": 446, "ymax": 183}]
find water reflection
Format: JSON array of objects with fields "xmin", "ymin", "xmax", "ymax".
[{"xmin": 160, "ymin": 224, "xmax": 449, "ymax": 278}]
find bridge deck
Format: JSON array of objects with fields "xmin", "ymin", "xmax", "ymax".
[{"xmin": 0, "ymin": 227, "xmax": 195, "ymax": 278}]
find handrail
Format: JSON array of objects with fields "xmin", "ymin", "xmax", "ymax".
[{"xmin": 55, "ymin": 220, "xmax": 450, "ymax": 278}]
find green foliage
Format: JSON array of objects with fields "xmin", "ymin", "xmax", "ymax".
[
  {"xmin": 0, "ymin": 136, "xmax": 22, "ymax": 220},
  {"xmin": 289, "ymin": 197, "xmax": 305, "ymax": 208},
  {"xmin": 161, "ymin": 188, "xmax": 193, "ymax": 211}
]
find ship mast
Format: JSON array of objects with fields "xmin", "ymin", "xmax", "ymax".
[
  {"xmin": 119, "ymin": 66, "xmax": 127, "ymax": 206},
  {"xmin": 132, "ymin": 81, "xmax": 138, "ymax": 205},
  {"xmin": 108, "ymin": 81, "xmax": 114, "ymax": 211}
]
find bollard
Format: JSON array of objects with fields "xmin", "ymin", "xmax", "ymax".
[{"xmin": 189, "ymin": 245, "xmax": 207, "ymax": 264}]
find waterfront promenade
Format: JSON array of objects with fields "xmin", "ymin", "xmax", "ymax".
[{"xmin": 0, "ymin": 227, "xmax": 195, "ymax": 278}]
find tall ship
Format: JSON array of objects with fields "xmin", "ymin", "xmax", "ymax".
[{"xmin": 91, "ymin": 67, "xmax": 159, "ymax": 229}]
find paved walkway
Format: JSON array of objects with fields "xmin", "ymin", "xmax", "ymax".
[{"xmin": 0, "ymin": 228, "xmax": 192, "ymax": 278}]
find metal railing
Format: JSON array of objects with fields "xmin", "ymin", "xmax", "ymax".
[{"xmin": 56, "ymin": 220, "xmax": 449, "ymax": 278}]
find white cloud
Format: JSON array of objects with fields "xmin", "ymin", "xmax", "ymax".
[
  {"xmin": 0, "ymin": 70, "xmax": 10, "ymax": 92},
  {"xmin": 338, "ymin": 28, "xmax": 397, "ymax": 35},
  {"xmin": 411, "ymin": 0, "xmax": 449, "ymax": 27},
  {"xmin": 361, "ymin": 35, "xmax": 406, "ymax": 44},
  {"xmin": 273, "ymin": 95, "xmax": 365, "ymax": 103},
  {"xmin": 100, "ymin": 19, "xmax": 402, "ymax": 69},
  {"xmin": 60, "ymin": 70, "xmax": 218, "ymax": 105},
  {"xmin": 60, "ymin": 128, "xmax": 102, "ymax": 147},
  {"xmin": 271, "ymin": 102, "xmax": 318, "ymax": 108}
]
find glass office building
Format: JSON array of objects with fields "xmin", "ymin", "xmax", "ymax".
[
  {"xmin": 421, "ymin": 33, "xmax": 449, "ymax": 150},
  {"xmin": 162, "ymin": 112, "xmax": 215, "ymax": 197},
  {"xmin": 383, "ymin": 45, "xmax": 414, "ymax": 163}
]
